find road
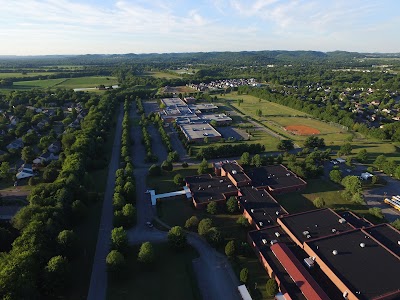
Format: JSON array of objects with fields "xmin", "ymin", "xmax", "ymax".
[{"xmin": 87, "ymin": 103, "xmax": 123, "ymax": 300}]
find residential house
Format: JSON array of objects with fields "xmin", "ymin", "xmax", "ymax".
[
  {"xmin": 48, "ymin": 141, "xmax": 61, "ymax": 154},
  {"xmin": 6, "ymin": 138, "xmax": 24, "ymax": 151},
  {"xmin": 16, "ymin": 163, "xmax": 35, "ymax": 180},
  {"xmin": 33, "ymin": 151, "xmax": 59, "ymax": 164}
]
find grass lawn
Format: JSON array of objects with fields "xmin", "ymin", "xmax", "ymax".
[
  {"xmin": 56, "ymin": 76, "xmax": 118, "ymax": 88},
  {"xmin": 10, "ymin": 78, "xmax": 68, "ymax": 89},
  {"xmin": 65, "ymin": 112, "xmax": 118, "ymax": 299},
  {"xmin": 107, "ymin": 243, "xmax": 201, "ymax": 300}
]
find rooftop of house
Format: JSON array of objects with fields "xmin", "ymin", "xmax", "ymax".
[
  {"xmin": 306, "ymin": 229, "xmax": 400, "ymax": 300},
  {"xmin": 278, "ymin": 208, "xmax": 355, "ymax": 244},
  {"xmin": 239, "ymin": 186, "xmax": 287, "ymax": 227},
  {"xmin": 185, "ymin": 174, "xmax": 238, "ymax": 204},
  {"xmin": 246, "ymin": 165, "xmax": 307, "ymax": 191}
]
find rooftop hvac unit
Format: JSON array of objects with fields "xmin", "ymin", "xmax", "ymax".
[
  {"xmin": 270, "ymin": 239, "xmax": 278, "ymax": 245},
  {"xmin": 275, "ymin": 232, "xmax": 280, "ymax": 237},
  {"xmin": 232, "ymin": 170, "xmax": 237, "ymax": 175},
  {"xmin": 360, "ymin": 243, "xmax": 366, "ymax": 248},
  {"xmin": 343, "ymin": 291, "xmax": 349, "ymax": 299},
  {"xmin": 332, "ymin": 228, "xmax": 337, "ymax": 233},
  {"xmin": 332, "ymin": 250, "xmax": 338, "ymax": 255},
  {"xmin": 259, "ymin": 222, "xmax": 263, "ymax": 227},
  {"xmin": 262, "ymin": 239, "xmax": 268, "ymax": 245},
  {"xmin": 228, "ymin": 184, "xmax": 232, "ymax": 188},
  {"xmin": 219, "ymin": 180, "xmax": 223, "ymax": 183},
  {"xmin": 286, "ymin": 173, "xmax": 290, "ymax": 176},
  {"xmin": 263, "ymin": 212, "xmax": 266, "ymax": 216},
  {"xmin": 208, "ymin": 185, "xmax": 211, "ymax": 188},
  {"xmin": 339, "ymin": 218, "xmax": 347, "ymax": 224},
  {"xmin": 306, "ymin": 235, "xmax": 312, "ymax": 239},
  {"xmin": 303, "ymin": 230, "xmax": 310, "ymax": 236},
  {"xmin": 276, "ymin": 211, "xmax": 279, "ymax": 215},
  {"xmin": 304, "ymin": 257, "xmax": 315, "ymax": 268},
  {"xmin": 251, "ymin": 209, "xmax": 254, "ymax": 213},
  {"xmin": 398, "ymin": 241, "xmax": 400, "ymax": 246},
  {"xmin": 261, "ymin": 194, "xmax": 264, "ymax": 197}
]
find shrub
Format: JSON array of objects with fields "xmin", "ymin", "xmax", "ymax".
[
  {"xmin": 225, "ymin": 240, "xmax": 235, "ymax": 257},
  {"xmin": 207, "ymin": 201, "xmax": 218, "ymax": 215},
  {"xmin": 185, "ymin": 216, "xmax": 199, "ymax": 229},
  {"xmin": 266, "ymin": 278, "xmax": 278, "ymax": 296},
  {"xmin": 240, "ymin": 268, "xmax": 249, "ymax": 283}
]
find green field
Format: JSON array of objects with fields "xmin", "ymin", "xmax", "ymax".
[
  {"xmin": 107, "ymin": 243, "xmax": 201, "ymax": 300},
  {"xmin": 0, "ymin": 76, "xmax": 118, "ymax": 91},
  {"xmin": 0, "ymin": 72, "xmax": 55, "ymax": 78}
]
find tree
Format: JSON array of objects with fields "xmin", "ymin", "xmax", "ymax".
[
  {"xmin": 0, "ymin": 162, "xmax": 10, "ymax": 179},
  {"xmin": 106, "ymin": 250, "xmax": 125, "ymax": 272},
  {"xmin": 207, "ymin": 201, "xmax": 218, "ymax": 215},
  {"xmin": 57, "ymin": 230, "xmax": 78, "ymax": 256},
  {"xmin": 167, "ymin": 226, "xmax": 187, "ymax": 250},
  {"xmin": 43, "ymin": 167, "xmax": 59, "ymax": 182},
  {"xmin": 240, "ymin": 152, "xmax": 250, "ymax": 166},
  {"xmin": 225, "ymin": 240, "xmax": 235, "ymax": 257},
  {"xmin": 369, "ymin": 207, "xmax": 384, "ymax": 219},
  {"xmin": 21, "ymin": 146, "xmax": 35, "ymax": 163},
  {"xmin": 198, "ymin": 218, "xmax": 212, "ymax": 236},
  {"xmin": 207, "ymin": 227, "xmax": 222, "ymax": 246},
  {"xmin": 236, "ymin": 216, "xmax": 250, "ymax": 228},
  {"xmin": 148, "ymin": 164, "xmax": 161, "ymax": 176},
  {"xmin": 44, "ymin": 256, "xmax": 69, "ymax": 296},
  {"xmin": 374, "ymin": 155, "xmax": 387, "ymax": 170},
  {"xmin": 123, "ymin": 181, "xmax": 135, "ymax": 201},
  {"xmin": 266, "ymin": 278, "xmax": 278, "ymax": 296},
  {"xmin": 277, "ymin": 140, "xmax": 294, "ymax": 151},
  {"xmin": 329, "ymin": 169, "xmax": 342, "ymax": 183},
  {"xmin": 251, "ymin": 154, "xmax": 262, "ymax": 167},
  {"xmin": 391, "ymin": 219, "xmax": 400, "ymax": 230},
  {"xmin": 226, "ymin": 196, "xmax": 238, "ymax": 213},
  {"xmin": 111, "ymin": 227, "xmax": 128, "ymax": 252},
  {"xmin": 113, "ymin": 192, "xmax": 126, "ymax": 210},
  {"xmin": 185, "ymin": 216, "xmax": 199, "ymax": 229},
  {"xmin": 313, "ymin": 197, "xmax": 325, "ymax": 208},
  {"xmin": 138, "ymin": 241, "xmax": 155, "ymax": 264},
  {"xmin": 356, "ymin": 149, "xmax": 368, "ymax": 163},
  {"xmin": 161, "ymin": 159, "xmax": 173, "ymax": 171},
  {"xmin": 339, "ymin": 143, "xmax": 352, "ymax": 155},
  {"xmin": 122, "ymin": 203, "xmax": 136, "ymax": 227},
  {"xmin": 173, "ymin": 173, "xmax": 184, "ymax": 186},
  {"xmin": 304, "ymin": 136, "xmax": 325, "ymax": 148},
  {"xmin": 351, "ymin": 192, "xmax": 365, "ymax": 204},
  {"xmin": 71, "ymin": 200, "xmax": 88, "ymax": 221},
  {"xmin": 341, "ymin": 176, "xmax": 362, "ymax": 195},
  {"xmin": 197, "ymin": 158, "xmax": 209, "ymax": 174},
  {"xmin": 240, "ymin": 268, "xmax": 249, "ymax": 283}
]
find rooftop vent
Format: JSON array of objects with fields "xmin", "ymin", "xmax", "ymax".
[
  {"xmin": 276, "ymin": 211, "xmax": 279, "ymax": 215},
  {"xmin": 270, "ymin": 239, "xmax": 278, "ymax": 245},
  {"xmin": 259, "ymin": 222, "xmax": 263, "ymax": 227},
  {"xmin": 286, "ymin": 173, "xmax": 291, "ymax": 176},
  {"xmin": 263, "ymin": 212, "xmax": 266, "ymax": 216},
  {"xmin": 360, "ymin": 243, "xmax": 366, "ymax": 248},
  {"xmin": 332, "ymin": 250, "xmax": 338, "ymax": 255},
  {"xmin": 262, "ymin": 239, "xmax": 268, "ymax": 245},
  {"xmin": 332, "ymin": 228, "xmax": 337, "ymax": 233},
  {"xmin": 398, "ymin": 241, "xmax": 400, "ymax": 246},
  {"xmin": 251, "ymin": 209, "xmax": 254, "ymax": 213},
  {"xmin": 232, "ymin": 170, "xmax": 237, "ymax": 175},
  {"xmin": 275, "ymin": 232, "xmax": 280, "ymax": 237},
  {"xmin": 208, "ymin": 185, "xmax": 211, "ymax": 188},
  {"xmin": 303, "ymin": 231, "xmax": 310, "ymax": 236},
  {"xmin": 339, "ymin": 218, "xmax": 347, "ymax": 224},
  {"xmin": 228, "ymin": 184, "xmax": 232, "ymax": 188},
  {"xmin": 306, "ymin": 235, "xmax": 311, "ymax": 239},
  {"xmin": 219, "ymin": 180, "xmax": 223, "ymax": 183}
]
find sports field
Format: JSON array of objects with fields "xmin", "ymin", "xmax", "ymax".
[
  {"xmin": 285, "ymin": 125, "xmax": 320, "ymax": 135},
  {"xmin": 0, "ymin": 72, "xmax": 55, "ymax": 78},
  {"xmin": 144, "ymin": 71, "xmax": 182, "ymax": 79}
]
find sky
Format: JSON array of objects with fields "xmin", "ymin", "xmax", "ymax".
[{"xmin": 0, "ymin": 0, "xmax": 399, "ymax": 55}]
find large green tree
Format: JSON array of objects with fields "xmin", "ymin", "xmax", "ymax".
[
  {"xmin": 167, "ymin": 226, "xmax": 187, "ymax": 250},
  {"xmin": 138, "ymin": 241, "xmax": 155, "ymax": 264}
]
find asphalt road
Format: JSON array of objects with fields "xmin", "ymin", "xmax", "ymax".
[{"xmin": 87, "ymin": 103, "xmax": 123, "ymax": 300}]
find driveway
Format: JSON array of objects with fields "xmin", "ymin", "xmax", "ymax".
[{"xmin": 87, "ymin": 103, "xmax": 124, "ymax": 300}]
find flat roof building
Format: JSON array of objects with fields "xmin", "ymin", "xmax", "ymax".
[
  {"xmin": 304, "ymin": 229, "xmax": 400, "ymax": 300},
  {"xmin": 239, "ymin": 186, "xmax": 287, "ymax": 229},
  {"xmin": 277, "ymin": 208, "xmax": 355, "ymax": 248},
  {"xmin": 161, "ymin": 97, "xmax": 187, "ymax": 107},
  {"xmin": 185, "ymin": 174, "xmax": 238, "ymax": 208},
  {"xmin": 183, "ymin": 96, "xmax": 196, "ymax": 104},
  {"xmin": 179, "ymin": 123, "xmax": 221, "ymax": 143},
  {"xmin": 199, "ymin": 113, "xmax": 232, "ymax": 125},
  {"xmin": 188, "ymin": 103, "xmax": 218, "ymax": 113},
  {"xmin": 215, "ymin": 161, "xmax": 252, "ymax": 187},
  {"xmin": 364, "ymin": 223, "xmax": 400, "ymax": 257},
  {"xmin": 246, "ymin": 165, "xmax": 307, "ymax": 194}
]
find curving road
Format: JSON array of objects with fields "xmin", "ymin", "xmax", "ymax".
[{"xmin": 87, "ymin": 103, "xmax": 123, "ymax": 300}]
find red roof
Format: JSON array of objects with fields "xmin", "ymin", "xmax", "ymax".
[{"xmin": 271, "ymin": 243, "xmax": 330, "ymax": 300}]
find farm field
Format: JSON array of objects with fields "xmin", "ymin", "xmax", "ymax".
[
  {"xmin": 144, "ymin": 71, "xmax": 182, "ymax": 79},
  {"xmin": 0, "ymin": 72, "xmax": 55, "ymax": 78},
  {"xmin": 0, "ymin": 76, "xmax": 118, "ymax": 91}
]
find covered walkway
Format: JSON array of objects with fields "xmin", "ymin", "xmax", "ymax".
[{"xmin": 149, "ymin": 186, "xmax": 192, "ymax": 205}]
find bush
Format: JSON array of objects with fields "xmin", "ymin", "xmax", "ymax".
[
  {"xmin": 225, "ymin": 240, "xmax": 235, "ymax": 257},
  {"xmin": 111, "ymin": 227, "xmax": 128, "ymax": 253},
  {"xmin": 207, "ymin": 201, "xmax": 218, "ymax": 215},
  {"xmin": 313, "ymin": 197, "xmax": 325, "ymax": 208},
  {"xmin": 138, "ymin": 241, "xmax": 155, "ymax": 264},
  {"xmin": 369, "ymin": 207, "xmax": 384, "ymax": 219},
  {"xmin": 185, "ymin": 216, "xmax": 199, "ymax": 229},
  {"xmin": 266, "ymin": 278, "xmax": 278, "ymax": 296},
  {"xmin": 181, "ymin": 162, "xmax": 189, "ymax": 168},
  {"xmin": 226, "ymin": 196, "xmax": 238, "ymax": 213},
  {"xmin": 167, "ymin": 226, "xmax": 187, "ymax": 250},
  {"xmin": 161, "ymin": 160, "xmax": 173, "ymax": 172},
  {"xmin": 106, "ymin": 250, "xmax": 125, "ymax": 273},
  {"xmin": 198, "ymin": 218, "xmax": 212, "ymax": 236},
  {"xmin": 240, "ymin": 268, "xmax": 249, "ymax": 283},
  {"xmin": 206, "ymin": 227, "xmax": 222, "ymax": 247},
  {"xmin": 236, "ymin": 216, "xmax": 250, "ymax": 228},
  {"xmin": 173, "ymin": 174, "xmax": 184, "ymax": 186}
]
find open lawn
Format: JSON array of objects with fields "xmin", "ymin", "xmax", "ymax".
[{"xmin": 107, "ymin": 243, "xmax": 201, "ymax": 300}]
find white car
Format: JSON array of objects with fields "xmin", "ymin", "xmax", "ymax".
[{"xmin": 146, "ymin": 221, "xmax": 153, "ymax": 228}]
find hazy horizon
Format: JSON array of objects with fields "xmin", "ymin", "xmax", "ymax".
[{"xmin": 1, "ymin": 0, "xmax": 399, "ymax": 56}]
